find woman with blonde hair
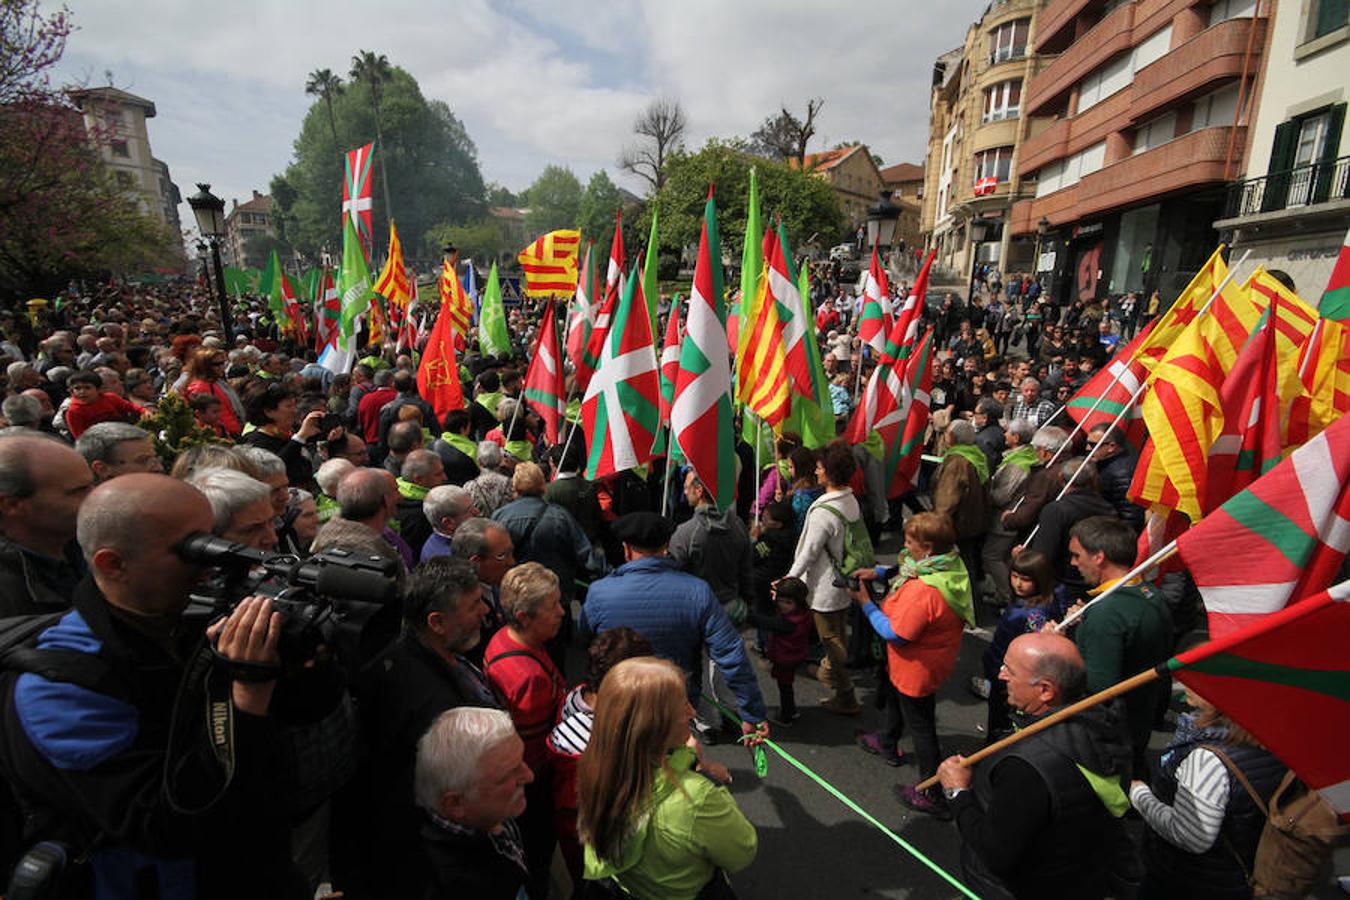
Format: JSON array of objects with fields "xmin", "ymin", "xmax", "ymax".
[{"xmin": 578, "ymin": 657, "xmax": 756, "ymax": 899}]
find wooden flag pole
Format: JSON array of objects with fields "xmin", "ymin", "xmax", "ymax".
[
  {"xmin": 1052, "ymin": 540, "xmax": 1180, "ymax": 633},
  {"xmin": 915, "ymin": 665, "xmax": 1165, "ymax": 793}
]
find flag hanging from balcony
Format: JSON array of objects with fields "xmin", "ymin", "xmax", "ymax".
[{"xmin": 342, "ymin": 142, "xmax": 375, "ymax": 261}]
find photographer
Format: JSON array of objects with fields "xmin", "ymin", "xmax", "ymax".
[{"xmin": 0, "ymin": 474, "xmax": 303, "ymax": 898}]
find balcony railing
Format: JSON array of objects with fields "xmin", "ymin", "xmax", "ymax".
[
  {"xmin": 989, "ymin": 47, "xmax": 1028, "ymax": 65},
  {"xmin": 1223, "ymin": 155, "xmax": 1350, "ymax": 219}
]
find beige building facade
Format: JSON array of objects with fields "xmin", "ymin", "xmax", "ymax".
[
  {"xmin": 223, "ymin": 192, "xmax": 276, "ymax": 269},
  {"xmin": 920, "ymin": 0, "xmax": 1050, "ymax": 289},
  {"xmin": 796, "ymin": 144, "xmax": 888, "ymax": 231}
]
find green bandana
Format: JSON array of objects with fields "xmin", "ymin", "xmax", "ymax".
[
  {"xmin": 504, "ymin": 438, "xmax": 533, "ymax": 463},
  {"xmin": 441, "ymin": 432, "xmax": 480, "ymax": 469},
  {"xmin": 478, "ymin": 390, "xmax": 503, "ymax": 416},
  {"xmin": 397, "ymin": 478, "xmax": 430, "ymax": 502},
  {"xmin": 898, "ymin": 549, "xmax": 975, "ymax": 628},
  {"xmin": 1000, "ymin": 445, "xmax": 1039, "ymax": 473},
  {"xmin": 944, "ymin": 444, "xmax": 989, "ymax": 484}
]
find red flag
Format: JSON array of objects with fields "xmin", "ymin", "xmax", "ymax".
[
  {"xmin": 417, "ymin": 292, "xmax": 466, "ymax": 423},
  {"xmin": 1065, "ymin": 319, "xmax": 1157, "ymax": 452},
  {"xmin": 1165, "ymin": 578, "xmax": 1350, "ymax": 819},
  {"xmin": 522, "ymin": 301, "xmax": 566, "ymax": 445},
  {"xmin": 577, "ymin": 211, "xmax": 625, "ymax": 392},
  {"xmin": 342, "ymin": 142, "xmax": 375, "ymax": 260},
  {"xmin": 658, "ymin": 294, "xmax": 683, "ymax": 426}
]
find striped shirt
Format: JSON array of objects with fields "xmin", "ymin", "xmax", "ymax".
[{"xmin": 1129, "ymin": 748, "xmax": 1230, "ymax": 853}]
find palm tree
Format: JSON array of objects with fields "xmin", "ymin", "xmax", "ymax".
[
  {"xmin": 304, "ymin": 68, "xmax": 344, "ymax": 152},
  {"xmin": 349, "ymin": 50, "xmax": 394, "ymax": 226}
]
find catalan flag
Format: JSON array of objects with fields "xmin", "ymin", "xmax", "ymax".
[
  {"xmin": 373, "ymin": 219, "xmax": 412, "ymax": 332},
  {"xmin": 439, "ymin": 256, "xmax": 472, "ymax": 347},
  {"xmin": 736, "ymin": 227, "xmax": 791, "ymax": 428},
  {"xmin": 518, "ymin": 229, "xmax": 581, "ymax": 298},
  {"xmin": 1134, "ymin": 245, "xmax": 1231, "ymax": 374}
]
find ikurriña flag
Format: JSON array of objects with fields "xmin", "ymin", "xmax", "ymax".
[
  {"xmin": 858, "ymin": 239, "xmax": 892, "ymax": 355},
  {"xmin": 342, "ymin": 142, "xmax": 375, "ymax": 260},
  {"xmin": 659, "ymin": 294, "xmax": 683, "ymax": 426},
  {"xmin": 523, "ymin": 300, "xmax": 566, "ymax": 445}
]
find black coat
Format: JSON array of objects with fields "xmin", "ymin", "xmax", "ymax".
[
  {"xmin": 1095, "ymin": 450, "xmax": 1144, "ymax": 527},
  {"xmin": 420, "ymin": 816, "xmax": 529, "ymax": 900}
]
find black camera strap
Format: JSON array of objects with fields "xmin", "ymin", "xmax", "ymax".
[{"xmin": 162, "ymin": 640, "xmax": 236, "ymax": 816}]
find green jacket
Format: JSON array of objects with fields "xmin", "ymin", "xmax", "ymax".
[{"xmin": 584, "ymin": 746, "xmax": 757, "ymax": 900}]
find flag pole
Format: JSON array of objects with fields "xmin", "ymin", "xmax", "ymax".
[
  {"xmin": 1020, "ymin": 250, "xmax": 1252, "ymax": 548},
  {"xmin": 915, "ymin": 664, "xmax": 1166, "ymax": 792},
  {"xmin": 752, "ymin": 410, "xmax": 763, "ymax": 529},
  {"xmin": 661, "ymin": 434, "xmax": 675, "ymax": 518},
  {"xmin": 1052, "ymin": 539, "xmax": 1180, "ymax": 633}
]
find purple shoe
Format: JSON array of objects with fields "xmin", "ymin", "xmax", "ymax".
[
  {"xmin": 895, "ymin": 784, "xmax": 953, "ymax": 821},
  {"xmin": 855, "ymin": 730, "xmax": 903, "ymax": 767}
]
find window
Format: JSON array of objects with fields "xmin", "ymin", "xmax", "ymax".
[
  {"xmin": 1133, "ymin": 112, "xmax": 1177, "ymax": 154},
  {"xmin": 1190, "ymin": 82, "xmax": 1242, "ymax": 130},
  {"xmin": 114, "ymin": 171, "xmax": 134, "ymax": 188},
  {"xmin": 1262, "ymin": 103, "xmax": 1345, "ymax": 209},
  {"xmin": 111, "ymin": 140, "xmax": 129, "ymax": 158},
  {"xmin": 1033, "ymin": 141, "xmax": 1106, "ymax": 197},
  {"xmin": 1076, "ymin": 25, "xmax": 1172, "ymax": 113},
  {"xmin": 983, "ymin": 80, "xmax": 1022, "ymax": 122},
  {"xmin": 1210, "ymin": 0, "xmax": 1257, "ymax": 26},
  {"xmin": 989, "ymin": 18, "xmax": 1030, "ymax": 63},
  {"xmin": 1133, "ymin": 25, "xmax": 1173, "ymax": 71},
  {"xmin": 974, "ymin": 146, "xmax": 1014, "ymax": 183},
  {"xmin": 1305, "ymin": 0, "xmax": 1349, "ymax": 41}
]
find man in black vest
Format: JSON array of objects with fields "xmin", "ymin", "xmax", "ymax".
[{"xmin": 937, "ymin": 632, "xmax": 1132, "ymax": 899}]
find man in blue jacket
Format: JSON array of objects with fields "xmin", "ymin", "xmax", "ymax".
[{"xmin": 579, "ymin": 512, "xmax": 768, "ymax": 740}]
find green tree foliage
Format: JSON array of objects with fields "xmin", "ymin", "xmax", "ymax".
[
  {"xmin": 486, "ymin": 183, "xmax": 520, "ymax": 208},
  {"xmin": 577, "ymin": 170, "xmax": 625, "ymax": 248},
  {"xmin": 271, "ymin": 63, "xmax": 485, "ymax": 262},
  {"xmin": 522, "ymin": 165, "xmax": 582, "ymax": 234},
  {"xmin": 424, "ymin": 217, "xmax": 509, "ymax": 268},
  {"xmin": 138, "ymin": 392, "xmax": 225, "ymax": 470},
  {"xmin": 644, "ymin": 138, "xmax": 844, "ymax": 275},
  {"xmin": 0, "ymin": 2, "xmax": 178, "ymax": 300}
]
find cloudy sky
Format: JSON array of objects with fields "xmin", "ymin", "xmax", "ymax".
[{"xmin": 51, "ymin": 0, "xmax": 989, "ymax": 223}]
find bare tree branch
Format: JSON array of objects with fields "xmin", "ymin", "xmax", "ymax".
[
  {"xmin": 619, "ymin": 97, "xmax": 686, "ymax": 194},
  {"xmin": 749, "ymin": 98, "xmax": 826, "ymax": 167}
]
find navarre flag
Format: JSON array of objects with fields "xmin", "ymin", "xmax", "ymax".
[
  {"xmin": 1164, "ymin": 578, "xmax": 1350, "ymax": 819},
  {"xmin": 518, "ymin": 230, "xmax": 581, "ymax": 298},
  {"xmin": 337, "ymin": 215, "xmax": 374, "ymax": 345},
  {"xmin": 439, "ymin": 256, "xmax": 471, "ymax": 348},
  {"xmin": 342, "ymin": 142, "xmax": 375, "ymax": 260},
  {"xmin": 578, "ymin": 212, "xmax": 626, "ymax": 392},
  {"xmin": 672, "ymin": 187, "xmax": 736, "ymax": 512},
  {"xmin": 859, "ymin": 239, "xmax": 893, "ymax": 355},
  {"xmin": 884, "ymin": 327, "xmax": 936, "ymax": 498},
  {"xmin": 658, "ymin": 294, "xmax": 683, "ymax": 426},
  {"xmin": 479, "ymin": 262, "xmax": 511, "ymax": 358},
  {"xmin": 566, "ymin": 241, "xmax": 599, "ymax": 377},
  {"xmin": 736, "ymin": 227, "xmax": 791, "ymax": 428},
  {"xmin": 1320, "ymin": 226, "xmax": 1350, "ymax": 321},
  {"xmin": 523, "ymin": 301, "xmax": 566, "ymax": 444},
  {"xmin": 373, "ymin": 219, "xmax": 412, "ymax": 333},
  {"xmin": 582, "ymin": 261, "xmax": 660, "ymax": 480},
  {"xmin": 418, "ymin": 284, "xmax": 466, "ymax": 422},
  {"xmin": 1065, "ymin": 320, "xmax": 1157, "ymax": 452},
  {"xmin": 1176, "ymin": 411, "xmax": 1350, "ymax": 639}
]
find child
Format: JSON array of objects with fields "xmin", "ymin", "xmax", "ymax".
[
  {"xmin": 748, "ymin": 576, "xmax": 812, "ymax": 725},
  {"xmin": 64, "ymin": 371, "xmax": 147, "ymax": 439},
  {"xmin": 189, "ymin": 391, "xmax": 225, "ymax": 436},
  {"xmin": 974, "ymin": 549, "xmax": 1059, "ymax": 742}
]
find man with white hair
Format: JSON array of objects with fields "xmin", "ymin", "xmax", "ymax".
[
  {"xmin": 75, "ymin": 422, "xmax": 161, "ymax": 482},
  {"xmin": 1002, "ymin": 425, "xmax": 1070, "ymax": 538},
  {"xmin": 414, "ymin": 706, "xmax": 532, "ymax": 897},
  {"xmin": 421, "ymin": 484, "xmax": 478, "ymax": 562},
  {"xmin": 2, "ymin": 393, "xmax": 42, "ymax": 429},
  {"xmin": 1008, "ymin": 377, "xmax": 1057, "ymax": 428},
  {"xmin": 313, "ymin": 457, "xmax": 355, "ymax": 524},
  {"xmin": 186, "ymin": 467, "xmax": 278, "ymax": 552},
  {"xmin": 465, "ymin": 441, "xmax": 514, "ymax": 516},
  {"xmin": 396, "ymin": 449, "xmax": 447, "ymax": 557},
  {"xmin": 981, "ymin": 418, "xmax": 1039, "ymax": 608}
]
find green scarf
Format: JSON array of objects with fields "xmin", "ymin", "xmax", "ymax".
[
  {"xmin": 898, "ymin": 549, "xmax": 975, "ymax": 628},
  {"xmin": 441, "ymin": 431, "xmax": 480, "ymax": 469},
  {"xmin": 1000, "ymin": 445, "xmax": 1039, "ymax": 473},
  {"xmin": 859, "ymin": 430, "xmax": 884, "ymax": 461},
  {"xmin": 776, "ymin": 459, "xmax": 791, "ymax": 479},
  {"xmin": 944, "ymin": 443, "xmax": 990, "ymax": 484},
  {"xmin": 504, "ymin": 438, "xmax": 533, "ymax": 463},
  {"xmin": 397, "ymin": 478, "xmax": 430, "ymax": 502},
  {"xmin": 565, "ymin": 397, "xmax": 581, "ymax": 425},
  {"xmin": 315, "ymin": 493, "xmax": 340, "ymax": 524},
  {"xmin": 478, "ymin": 390, "xmax": 503, "ymax": 416}
]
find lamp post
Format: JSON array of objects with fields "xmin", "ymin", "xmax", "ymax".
[
  {"xmin": 865, "ymin": 190, "xmax": 902, "ymax": 251},
  {"xmin": 186, "ymin": 183, "xmax": 232, "ymax": 342},
  {"xmin": 967, "ymin": 216, "xmax": 991, "ymax": 304},
  {"xmin": 1034, "ymin": 215, "xmax": 1051, "ymax": 301}
]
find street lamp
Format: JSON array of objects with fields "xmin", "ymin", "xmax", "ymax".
[
  {"xmin": 1034, "ymin": 215, "xmax": 1051, "ymax": 299},
  {"xmin": 967, "ymin": 216, "xmax": 991, "ymax": 304},
  {"xmin": 186, "ymin": 183, "xmax": 232, "ymax": 341},
  {"xmin": 865, "ymin": 191, "xmax": 902, "ymax": 251}
]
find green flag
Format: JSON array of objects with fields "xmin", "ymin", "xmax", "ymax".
[
  {"xmin": 223, "ymin": 267, "xmax": 257, "ymax": 296},
  {"xmin": 479, "ymin": 261, "xmax": 511, "ymax": 357},
  {"xmin": 338, "ymin": 215, "xmax": 374, "ymax": 345},
  {"xmin": 735, "ymin": 167, "xmax": 763, "ymax": 370},
  {"xmin": 262, "ymin": 249, "xmax": 290, "ymax": 321},
  {"xmin": 782, "ymin": 227, "xmax": 836, "ymax": 448},
  {"xmin": 643, "ymin": 205, "xmax": 660, "ymax": 340}
]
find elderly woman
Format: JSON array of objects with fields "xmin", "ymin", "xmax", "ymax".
[
  {"xmin": 483, "ymin": 562, "xmax": 569, "ymax": 900},
  {"xmin": 466, "ymin": 440, "xmax": 515, "ymax": 516},
  {"xmin": 239, "ymin": 379, "xmax": 324, "ymax": 487},
  {"xmin": 287, "ymin": 488, "xmax": 320, "ymax": 553},
  {"xmin": 579, "ymin": 657, "xmax": 755, "ymax": 900},
  {"xmin": 853, "ymin": 511, "xmax": 973, "ymax": 820}
]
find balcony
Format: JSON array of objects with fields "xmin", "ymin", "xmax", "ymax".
[
  {"xmin": 1018, "ymin": 117, "xmax": 1070, "ymax": 174},
  {"xmin": 1034, "ymin": 0, "xmax": 1096, "ymax": 54},
  {"xmin": 1025, "ymin": 1, "xmax": 1135, "ymax": 116},
  {"xmin": 1220, "ymin": 156, "xmax": 1350, "ymax": 220},
  {"xmin": 1130, "ymin": 17, "xmax": 1266, "ymax": 123},
  {"xmin": 1010, "ymin": 126, "xmax": 1243, "ymax": 233},
  {"xmin": 1017, "ymin": 84, "xmax": 1132, "ymax": 174}
]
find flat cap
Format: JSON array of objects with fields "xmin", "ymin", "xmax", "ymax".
[{"xmin": 611, "ymin": 511, "xmax": 674, "ymax": 549}]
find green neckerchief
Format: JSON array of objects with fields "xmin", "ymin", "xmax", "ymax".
[
  {"xmin": 396, "ymin": 478, "xmax": 430, "ymax": 502},
  {"xmin": 315, "ymin": 493, "xmax": 340, "ymax": 523},
  {"xmin": 441, "ymin": 431, "xmax": 480, "ymax": 468},
  {"xmin": 944, "ymin": 443, "xmax": 989, "ymax": 484},
  {"xmin": 898, "ymin": 549, "xmax": 975, "ymax": 628},
  {"xmin": 504, "ymin": 438, "xmax": 533, "ymax": 463},
  {"xmin": 1000, "ymin": 445, "xmax": 1039, "ymax": 473},
  {"xmin": 566, "ymin": 397, "xmax": 581, "ymax": 425},
  {"xmin": 1010, "ymin": 717, "xmax": 1130, "ymax": 818},
  {"xmin": 860, "ymin": 430, "xmax": 884, "ymax": 461},
  {"xmin": 776, "ymin": 459, "xmax": 791, "ymax": 479},
  {"xmin": 358, "ymin": 355, "xmax": 390, "ymax": 371},
  {"xmin": 478, "ymin": 390, "xmax": 503, "ymax": 416}
]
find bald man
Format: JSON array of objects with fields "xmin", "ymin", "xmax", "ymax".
[
  {"xmin": 312, "ymin": 467, "xmax": 414, "ymax": 572},
  {"xmin": 937, "ymin": 633, "xmax": 1133, "ymax": 899},
  {"xmin": 0, "ymin": 474, "xmax": 296, "ymax": 897},
  {"xmin": 0, "ymin": 434, "xmax": 93, "ymax": 616}
]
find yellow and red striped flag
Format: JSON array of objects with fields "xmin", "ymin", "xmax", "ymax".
[
  {"xmin": 1134, "ymin": 245, "xmax": 1231, "ymax": 374},
  {"xmin": 735, "ymin": 227, "xmax": 790, "ymax": 428},
  {"xmin": 518, "ymin": 229, "xmax": 581, "ymax": 298},
  {"xmin": 438, "ymin": 255, "xmax": 471, "ymax": 349},
  {"xmin": 373, "ymin": 219, "xmax": 411, "ymax": 317}
]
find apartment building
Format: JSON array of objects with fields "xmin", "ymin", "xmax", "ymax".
[
  {"xmin": 795, "ymin": 144, "xmax": 889, "ymax": 229},
  {"xmin": 920, "ymin": 0, "xmax": 1051, "ymax": 286},
  {"xmin": 1008, "ymin": 0, "xmax": 1270, "ymax": 306},
  {"xmin": 1214, "ymin": 0, "xmax": 1349, "ymax": 298},
  {"xmin": 223, "ymin": 191, "xmax": 276, "ymax": 269}
]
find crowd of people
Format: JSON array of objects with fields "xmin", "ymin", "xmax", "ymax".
[{"xmin": 0, "ymin": 271, "xmax": 1307, "ymax": 899}]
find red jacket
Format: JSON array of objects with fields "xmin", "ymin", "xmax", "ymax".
[
  {"xmin": 65, "ymin": 392, "xmax": 146, "ymax": 439},
  {"xmin": 483, "ymin": 628, "xmax": 566, "ymax": 774},
  {"xmin": 356, "ymin": 387, "xmax": 397, "ymax": 444}
]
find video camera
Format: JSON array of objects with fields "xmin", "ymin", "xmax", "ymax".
[{"xmin": 179, "ymin": 534, "xmax": 399, "ymax": 666}]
